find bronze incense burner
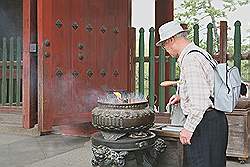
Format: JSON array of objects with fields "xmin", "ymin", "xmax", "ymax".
[
  {"xmin": 91, "ymin": 91, "xmax": 166, "ymax": 167},
  {"xmin": 92, "ymin": 100, "xmax": 155, "ymax": 132}
]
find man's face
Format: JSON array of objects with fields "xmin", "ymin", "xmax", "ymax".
[{"xmin": 163, "ymin": 37, "xmax": 178, "ymax": 57}]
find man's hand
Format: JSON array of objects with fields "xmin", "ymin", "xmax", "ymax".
[
  {"xmin": 168, "ymin": 94, "xmax": 180, "ymax": 105},
  {"xmin": 179, "ymin": 128, "xmax": 193, "ymax": 145}
]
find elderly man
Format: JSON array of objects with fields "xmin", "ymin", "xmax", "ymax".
[{"xmin": 156, "ymin": 21, "xmax": 228, "ymax": 167}]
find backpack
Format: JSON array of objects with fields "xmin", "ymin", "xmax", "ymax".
[{"xmin": 188, "ymin": 50, "xmax": 241, "ymax": 113}]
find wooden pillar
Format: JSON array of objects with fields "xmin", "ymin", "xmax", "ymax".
[
  {"xmin": 219, "ymin": 21, "xmax": 227, "ymax": 63},
  {"xmin": 23, "ymin": 0, "xmax": 38, "ymax": 128},
  {"xmin": 129, "ymin": 27, "xmax": 136, "ymax": 92},
  {"xmin": 155, "ymin": 0, "xmax": 174, "ymax": 102}
]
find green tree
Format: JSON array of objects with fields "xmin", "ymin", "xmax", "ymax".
[
  {"xmin": 175, "ymin": 0, "xmax": 249, "ymax": 52},
  {"xmin": 175, "ymin": 0, "xmax": 250, "ymax": 81}
]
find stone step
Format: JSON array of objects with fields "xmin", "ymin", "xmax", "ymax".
[
  {"xmin": 0, "ymin": 111, "xmax": 22, "ymax": 126},
  {"xmin": 0, "ymin": 123, "xmax": 40, "ymax": 136},
  {"xmin": 0, "ymin": 111, "xmax": 39, "ymax": 136}
]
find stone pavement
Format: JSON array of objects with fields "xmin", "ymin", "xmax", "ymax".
[
  {"xmin": 0, "ymin": 134, "xmax": 92, "ymax": 167},
  {"xmin": 0, "ymin": 133, "xmax": 249, "ymax": 167}
]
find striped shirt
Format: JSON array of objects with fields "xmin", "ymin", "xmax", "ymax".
[{"xmin": 177, "ymin": 42, "xmax": 214, "ymax": 132}]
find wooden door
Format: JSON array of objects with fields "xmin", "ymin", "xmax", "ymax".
[{"xmin": 38, "ymin": 0, "xmax": 132, "ymax": 132}]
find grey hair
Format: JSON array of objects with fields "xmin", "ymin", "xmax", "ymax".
[
  {"xmin": 160, "ymin": 31, "xmax": 188, "ymax": 47},
  {"xmin": 174, "ymin": 31, "xmax": 188, "ymax": 38}
]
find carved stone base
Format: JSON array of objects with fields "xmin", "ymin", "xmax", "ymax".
[
  {"xmin": 92, "ymin": 145, "xmax": 128, "ymax": 167},
  {"xmin": 91, "ymin": 135, "xmax": 167, "ymax": 167}
]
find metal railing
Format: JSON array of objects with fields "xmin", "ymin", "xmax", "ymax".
[
  {"xmin": 135, "ymin": 20, "xmax": 244, "ymax": 111},
  {"xmin": 0, "ymin": 37, "xmax": 22, "ymax": 106}
]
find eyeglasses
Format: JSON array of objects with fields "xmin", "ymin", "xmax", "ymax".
[
  {"xmin": 162, "ymin": 37, "xmax": 174, "ymax": 51},
  {"xmin": 163, "ymin": 37, "xmax": 174, "ymax": 46}
]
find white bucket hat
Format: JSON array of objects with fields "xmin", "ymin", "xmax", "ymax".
[{"xmin": 156, "ymin": 21, "xmax": 186, "ymax": 46}]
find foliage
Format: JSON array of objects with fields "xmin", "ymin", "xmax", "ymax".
[
  {"xmin": 135, "ymin": 0, "xmax": 250, "ymax": 95},
  {"xmin": 175, "ymin": 0, "xmax": 249, "ymax": 52},
  {"xmin": 175, "ymin": 0, "xmax": 250, "ymax": 81}
]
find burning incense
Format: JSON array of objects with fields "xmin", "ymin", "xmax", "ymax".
[
  {"xmin": 113, "ymin": 92, "xmax": 122, "ymax": 99},
  {"xmin": 113, "ymin": 91, "xmax": 129, "ymax": 103},
  {"xmin": 160, "ymin": 80, "xmax": 183, "ymax": 87}
]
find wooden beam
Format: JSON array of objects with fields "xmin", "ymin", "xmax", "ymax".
[
  {"xmin": 242, "ymin": 52, "xmax": 250, "ymax": 60},
  {"xmin": 23, "ymin": 0, "xmax": 38, "ymax": 128},
  {"xmin": 226, "ymin": 52, "xmax": 250, "ymax": 60}
]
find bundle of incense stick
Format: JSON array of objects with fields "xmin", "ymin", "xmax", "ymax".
[
  {"xmin": 113, "ymin": 92, "xmax": 123, "ymax": 102},
  {"xmin": 160, "ymin": 80, "xmax": 183, "ymax": 87},
  {"xmin": 113, "ymin": 92, "xmax": 129, "ymax": 103},
  {"xmin": 113, "ymin": 92, "xmax": 122, "ymax": 99}
]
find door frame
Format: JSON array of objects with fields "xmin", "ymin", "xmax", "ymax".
[{"xmin": 23, "ymin": 0, "xmax": 38, "ymax": 129}]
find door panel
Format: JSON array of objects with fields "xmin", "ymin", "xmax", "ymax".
[{"xmin": 38, "ymin": 0, "xmax": 132, "ymax": 132}]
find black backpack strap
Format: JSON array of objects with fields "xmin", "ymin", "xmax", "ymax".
[
  {"xmin": 188, "ymin": 50, "xmax": 230, "ymax": 93},
  {"xmin": 184, "ymin": 50, "xmax": 217, "ymax": 104},
  {"xmin": 187, "ymin": 50, "xmax": 217, "ymax": 69}
]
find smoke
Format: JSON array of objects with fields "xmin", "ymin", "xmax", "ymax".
[
  {"xmin": 80, "ymin": 89, "xmax": 104, "ymax": 111},
  {"xmin": 98, "ymin": 91, "xmax": 146, "ymax": 104},
  {"xmin": 79, "ymin": 90, "xmax": 147, "ymax": 112},
  {"xmin": 42, "ymin": 72, "xmax": 147, "ymax": 113}
]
